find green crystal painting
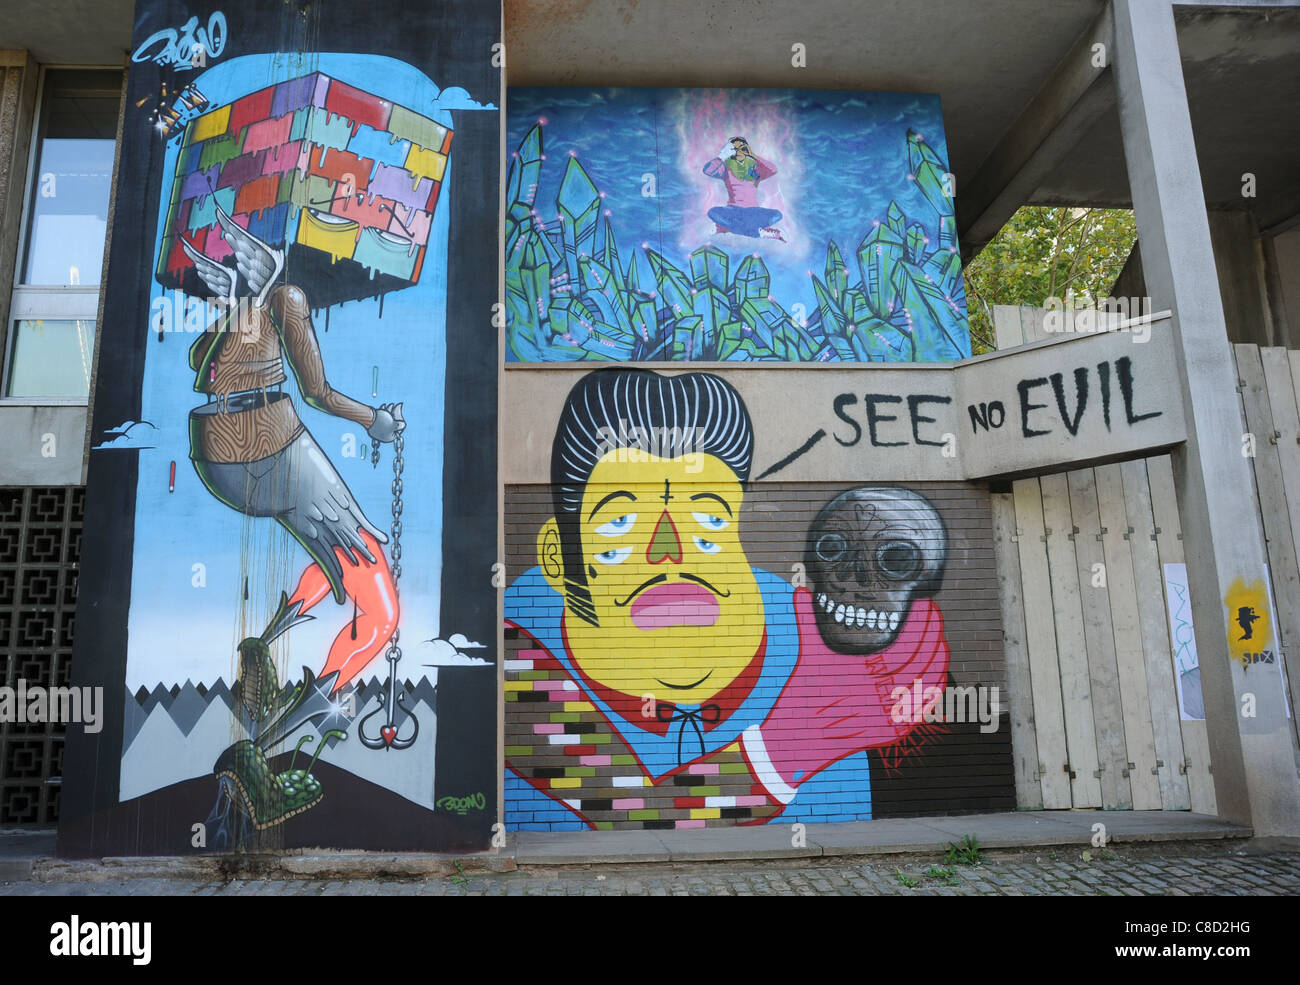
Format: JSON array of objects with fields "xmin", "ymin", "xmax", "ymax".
[{"xmin": 505, "ymin": 87, "xmax": 971, "ymax": 363}]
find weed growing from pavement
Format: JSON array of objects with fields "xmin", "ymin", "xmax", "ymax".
[
  {"xmin": 945, "ymin": 834, "xmax": 985, "ymax": 866},
  {"xmin": 450, "ymin": 860, "xmax": 469, "ymax": 888},
  {"xmin": 925, "ymin": 865, "xmax": 960, "ymax": 886}
]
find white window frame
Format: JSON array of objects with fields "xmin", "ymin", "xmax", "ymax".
[{"xmin": 2, "ymin": 64, "xmax": 121, "ymax": 406}]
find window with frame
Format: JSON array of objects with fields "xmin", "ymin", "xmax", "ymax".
[{"xmin": 4, "ymin": 68, "xmax": 122, "ymax": 400}]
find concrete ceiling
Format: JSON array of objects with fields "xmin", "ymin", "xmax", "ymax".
[
  {"xmin": 0, "ymin": 0, "xmax": 133, "ymax": 66},
  {"xmin": 1031, "ymin": 5, "xmax": 1300, "ymax": 232},
  {"xmin": 504, "ymin": 0, "xmax": 1107, "ymax": 188}
]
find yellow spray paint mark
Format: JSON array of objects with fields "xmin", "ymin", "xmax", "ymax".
[{"xmin": 1224, "ymin": 578, "xmax": 1273, "ymax": 667}]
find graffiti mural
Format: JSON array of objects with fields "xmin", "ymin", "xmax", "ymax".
[
  {"xmin": 505, "ymin": 87, "xmax": 970, "ymax": 363},
  {"xmin": 503, "ymin": 369, "xmax": 1011, "ymax": 830},
  {"xmin": 62, "ymin": 0, "xmax": 499, "ymax": 855}
]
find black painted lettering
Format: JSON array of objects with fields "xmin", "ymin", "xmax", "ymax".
[
  {"xmin": 1097, "ymin": 361, "xmax": 1112, "ymax": 432},
  {"xmin": 1117, "ymin": 356, "xmax": 1161, "ymax": 425},
  {"xmin": 832, "ymin": 393, "xmax": 862, "ymax": 447},
  {"xmin": 908, "ymin": 394, "xmax": 951, "ymax": 446},
  {"xmin": 1050, "ymin": 367, "xmax": 1089, "ymax": 437},
  {"xmin": 1017, "ymin": 378, "xmax": 1051, "ymax": 438},
  {"xmin": 988, "ymin": 400, "xmax": 1005, "ymax": 428},
  {"xmin": 864, "ymin": 394, "xmax": 907, "ymax": 447},
  {"xmin": 968, "ymin": 403, "xmax": 988, "ymax": 433}
]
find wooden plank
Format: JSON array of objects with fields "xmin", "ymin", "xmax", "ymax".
[
  {"xmin": 1258, "ymin": 347, "xmax": 1300, "ymax": 720},
  {"xmin": 1147, "ymin": 454, "xmax": 1217, "ymax": 816},
  {"xmin": 990, "ymin": 490, "xmax": 1043, "ymax": 809},
  {"xmin": 1095, "ymin": 463, "xmax": 1163, "ymax": 810},
  {"xmin": 1038, "ymin": 472, "xmax": 1103, "ymax": 806},
  {"xmin": 1067, "ymin": 468, "xmax": 1134, "ymax": 809},
  {"xmin": 1011, "ymin": 477, "xmax": 1072, "ymax": 808},
  {"xmin": 1120, "ymin": 458, "xmax": 1192, "ymax": 810}
]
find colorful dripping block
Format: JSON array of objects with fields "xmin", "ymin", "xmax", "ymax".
[
  {"xmin": 156, "ymin": 71, "xmax": 453, "ymax": 308},
  {"xmin": 353, "ymin": 227, "xmax": 418, "ymax": 280},
  {"xmin": 297, "ymin": 208, "xmax": 359, "ymax": 263}
]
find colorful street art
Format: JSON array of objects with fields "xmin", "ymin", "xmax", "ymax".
[
  {"xmin": 505, "ymin": 88, "xmax": 970, "ymax": 363},
  {"xmin": 501, "ymin": 369, "xmax": 1013, "ymax": 831},
  {"xmin": 62, "ymin": 1, "xmax": 499, "ymax": 855}
]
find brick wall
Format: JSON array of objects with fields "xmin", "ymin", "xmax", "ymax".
[{"xmin": 504, "ymin": 479, "xmax": 1015, "ymax": 831}]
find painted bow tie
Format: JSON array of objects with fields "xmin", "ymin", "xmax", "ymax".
[{"xmin": 656, "ymin": 702, "xmax": 722, "ymax": 764}]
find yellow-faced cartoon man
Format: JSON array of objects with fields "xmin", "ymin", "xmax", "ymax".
[{"xmin": 505, "ymin": 369, "xmax": 949, "ymax": 830}]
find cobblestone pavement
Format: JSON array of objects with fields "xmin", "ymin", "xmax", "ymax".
[{"xmin": 2, "ymin": 841, "xmax": 1297, "ymax": 895}]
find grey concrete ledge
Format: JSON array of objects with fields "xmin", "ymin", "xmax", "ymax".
[
  {"xmin": 28, "ymin": 851, "xmax": 515, "ymax": 883},
  {"xmin": 2, "ymin": 810, "xmax": 1253, "ymax": 881},
  {"xmin": 512, "ymin": 810, "xmax": 1253, "ymax": 866}
]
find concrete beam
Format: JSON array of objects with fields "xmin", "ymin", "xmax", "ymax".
[
  {"xmin": 1113, "ymin": 0, "xmax": 1300, "ymax": 835},
  {"xmin": 959, "ymin": 8, "xmax": 1114, "ymax": 256}
]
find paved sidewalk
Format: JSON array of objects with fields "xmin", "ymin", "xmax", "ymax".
[
  {"xmin": 1, "ymin": 809, "xmax": 1253, "ymax": 882},
  {"xmin": 2, "ymin": 841, "xmax": 1296, "ymax": 895},
  {"xmin": 512, "ymin": 808, "xmax": 1250, "ymax": 864}
]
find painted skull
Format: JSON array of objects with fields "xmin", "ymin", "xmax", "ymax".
[{"xmin": 805, "ymin": 486, "xmax": 948, "ymax": 653}]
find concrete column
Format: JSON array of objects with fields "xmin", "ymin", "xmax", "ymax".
[
  {"xmin": 1207, "ymin": 210, "xmax": 1274, "ymax": 348},
  {"xmin": 1113, "ymin": 0, "xmax": 1300, "ymax": 836}
]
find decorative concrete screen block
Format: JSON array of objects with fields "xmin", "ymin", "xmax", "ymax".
[{"xmin": 156, "ymin": 72, "xmax": 451, "ymax": 308}]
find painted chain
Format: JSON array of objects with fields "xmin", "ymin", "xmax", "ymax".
[{"xmin": 386, "ymin": 430, "xmax": 404, "ymax": 663}]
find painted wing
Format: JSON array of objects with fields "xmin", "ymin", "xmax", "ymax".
[
  {"xmin": 179, "ymin": 236, "xmax": 236, "ymax": 304},
  {"xmin": 214, "ymin": 199, "xmax": 285, "ymax": 303}
]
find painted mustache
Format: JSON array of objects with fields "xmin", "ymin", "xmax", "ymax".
[
  {"xmin": 630, "ymin": 581, "xmax": 720, "ymax": 630},
  {"xmin": 615, "ymin": 572, "xmax": 730, "ymax": 608}
]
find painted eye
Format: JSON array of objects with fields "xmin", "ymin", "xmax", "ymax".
[
  {"xmin": 595, "ymin": 546, "xmax": 633, "ymax": 565},
  {"xmin": 692, "ymin": 511, "xmax": 729, "ymax": 531},
  {"xmin": 816, "ymin": 532, "xmax": 848, "ymax": 562},
  {"xmin": 693, "ymin": 536, "xmax": 721, "ymax": 554},
  {"xmin": 595, "ymin": 514, "xmax": 637, "ymax": 537},
  {"xmin": 877, "ymin": 540, "xmax": 921, "ymax": 580}
]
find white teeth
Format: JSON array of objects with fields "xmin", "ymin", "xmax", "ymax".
[{"xmin": 821, "ymin": 596, "xmax": 899, "ymax": 632}]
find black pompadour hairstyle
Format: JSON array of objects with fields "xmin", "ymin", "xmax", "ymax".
[{"xmin": 550, "ymin": 369, "xmax": 754, "ymax": 625}]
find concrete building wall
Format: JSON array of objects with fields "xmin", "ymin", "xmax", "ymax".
[{"xmin": 0, "ymin": 52, "xmax": 87, "ymax": 490}]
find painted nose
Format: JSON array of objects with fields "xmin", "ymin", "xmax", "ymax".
[{"xmin": 646, "ymin": 510, "xmax": 683, "ymax": 564}]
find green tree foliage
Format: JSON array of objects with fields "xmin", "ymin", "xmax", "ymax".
[{"xmin": 962, "ymin": 207, "xmax": 1138, "ymax": 354}]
